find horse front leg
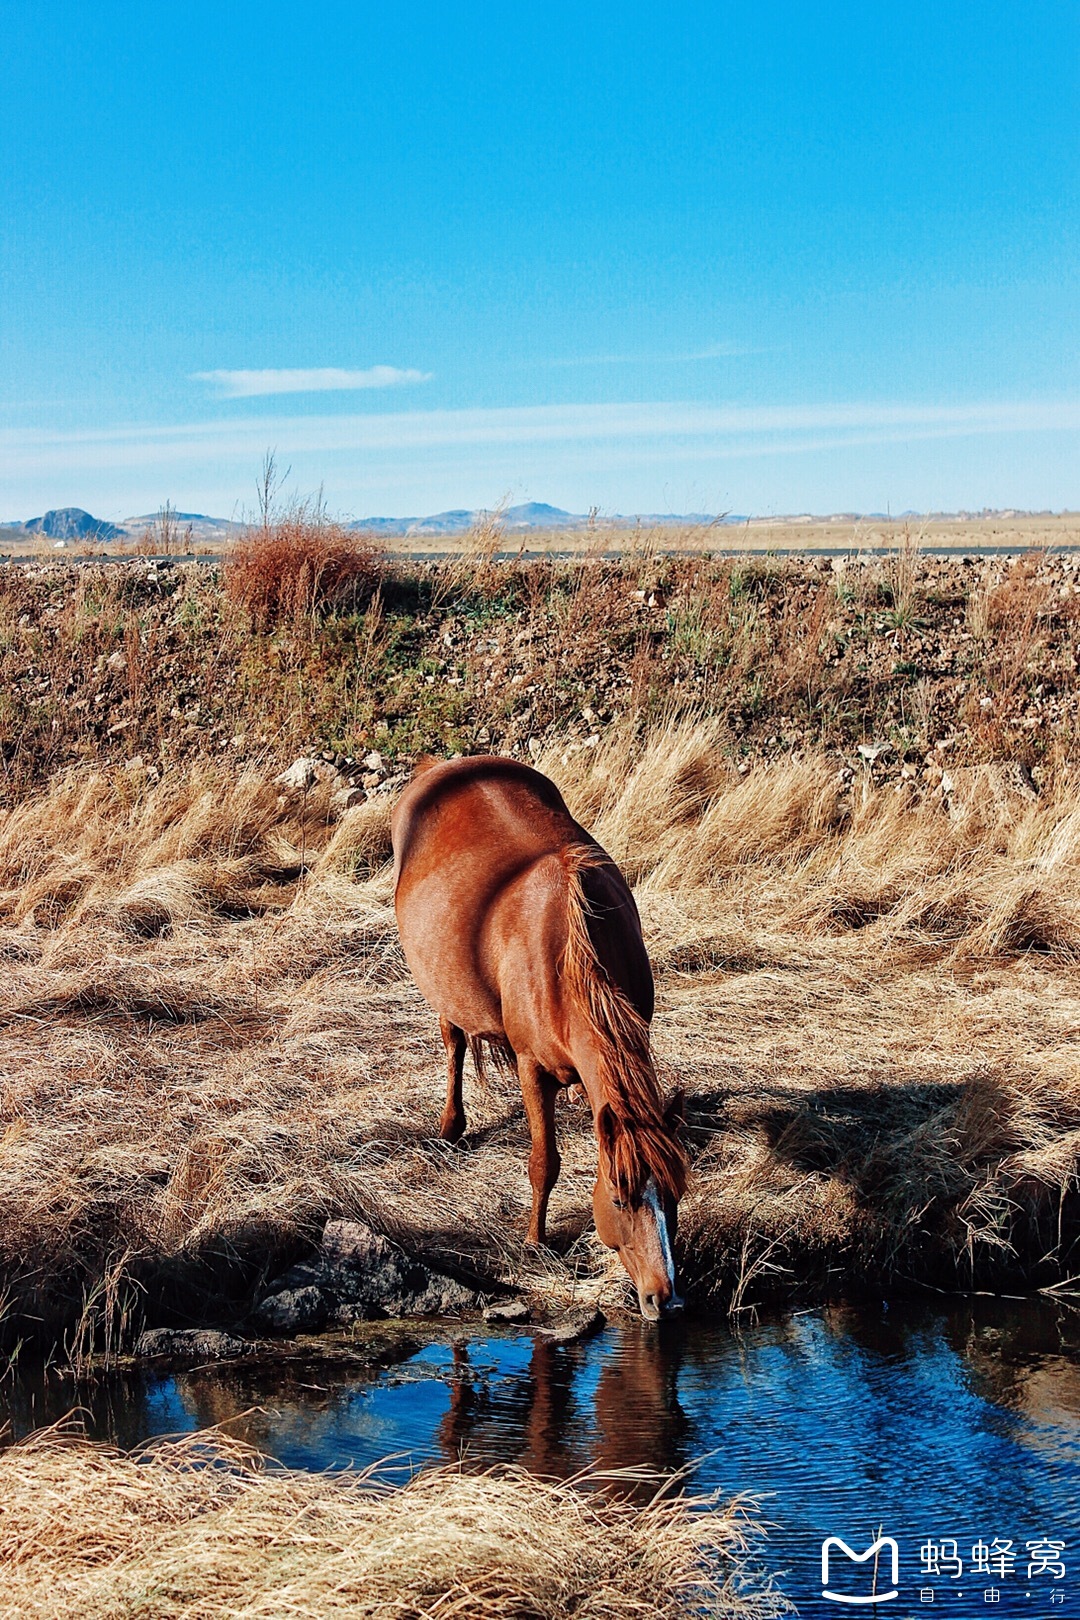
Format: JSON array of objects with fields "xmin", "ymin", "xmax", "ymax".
[
  {"xmin": 519, "ymin": 1055, "xmax": 560, "ymax": 1245},
  {"xmin": 438, "ymin": 1015, "xmax": 467, "ymax": 1142}
]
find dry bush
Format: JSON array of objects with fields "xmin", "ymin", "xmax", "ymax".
[
  {"xmin": 0, "ymin": 1429, "xmax": 778, "ymax": 1620},
  {"xmin": 224, "ymin": 518, "xmax": 381, "ymax": 631}
]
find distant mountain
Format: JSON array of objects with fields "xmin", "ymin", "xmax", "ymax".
[
  {"xmin": 121, "ymin": 512, "xmax": 241, "ymax": 543},
  {"xmin": 24, "ymin": 507, "xmax": 125, "ymax": 541},
  {"xmin": 128, "ymin": 511, "xmax": 215, "ymax": 523},
  {"xmin": 348, "ymin": 503, "xmax": 733, "ymax": 537}
]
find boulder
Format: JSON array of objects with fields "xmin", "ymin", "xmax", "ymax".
[
  {"xmin": 251, "ymin": 1285, "xmax": 328, "ymax": 1335},
  {"xmin": 251, "ymin": 1218, "xmax": 482, "ymax": 1336},
  {"xmin": 537, "ymin": 1306, "xmax": 605, "ymax": 1345},
  {"xmin": 483, "ymin": 1298, "xmax": 531, "ymax": 1324},
  {"xmin": 135, "ymin": 1327, "xmax": 249, "ymax": 1361}
]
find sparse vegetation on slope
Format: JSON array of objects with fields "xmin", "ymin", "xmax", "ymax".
[{"xmin": 4, "ymin": 534, "xmax": 1080, "ymax": 799}]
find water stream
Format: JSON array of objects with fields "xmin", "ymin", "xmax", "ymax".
[{"xmin": 4, "ymin": 1294, "xmax": 1079, "ymax": 1618}]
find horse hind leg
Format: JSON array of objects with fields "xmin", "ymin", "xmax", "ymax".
[
  {"xmin": 438, "ymin": 1016, "xmax": 467, "ymax": 1143},
  {"xmin": 520, "ymin": 1054, "xmax": 560, "ymax": 1246}
]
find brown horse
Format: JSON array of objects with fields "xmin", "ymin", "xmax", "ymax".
[{"xmin": 391, "ymin": 755, "xmax": 687, "ymax": 1319}]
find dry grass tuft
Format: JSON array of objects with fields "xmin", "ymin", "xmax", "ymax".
[
  {"xmin": 224, "ymin": 518, "xmax": 381, "ymax": 632},
  {"xmin": 0, "ymin": 1428, "xmax": 778, "ymax": 1620}
]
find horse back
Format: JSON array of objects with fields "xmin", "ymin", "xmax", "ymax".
[{"xmin": 391, "ymin": 756, "xmax": 652, "ymax": 1050}]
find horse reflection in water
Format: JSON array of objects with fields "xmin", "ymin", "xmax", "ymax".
[
  {"xmin": 436, "ymin": 1328, "xmax": 690, "ymax": 1498},
  {"xmin": 392, "ymin": 757, "xmax": 687, "ymax": 1319}
]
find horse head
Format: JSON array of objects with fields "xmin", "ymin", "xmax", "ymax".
[{"xmin": 592, "ymin": 1096, "xmax": 686, "ymax": 1321}]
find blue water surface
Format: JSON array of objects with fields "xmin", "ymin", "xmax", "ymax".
[{"xmin": 5, "ymin": 1295, "xmax": 1079, "ymax": 1618}]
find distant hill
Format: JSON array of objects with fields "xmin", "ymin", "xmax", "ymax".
[
  {"xmin": 349, "ymin": 503, "xmax": 731, "ymax": 537},
  {"xmin": 1, "ymin": 503, "xmax": 1067, "ymax": 552},
  {"xmin": 121, "ymin": 512, "xmax": 241, "ymax": 544},
  {"xmin": 24, "ymin": 507, "xmax": 126, "ymax": 541}
]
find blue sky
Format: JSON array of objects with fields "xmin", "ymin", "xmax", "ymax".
[{"xmin": 1, "ymin": 2, "xmax": 1076, "ymax": 520}]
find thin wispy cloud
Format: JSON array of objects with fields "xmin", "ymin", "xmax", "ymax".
[
  {"xmin": 3, "ymin": 400, "xmax": 1075, "ymax": 483},
  {"xmin": 544, "ymin": 341, "xmax": 761, "ymax": 367},
  {"xmin": 192, "ymin": 365, "xmax": 432, "ymax": 398}
]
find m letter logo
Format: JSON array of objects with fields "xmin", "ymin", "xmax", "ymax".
[{"xmin": 821, "ymin": 1538, "xmax": 900, "ymax": 1605}]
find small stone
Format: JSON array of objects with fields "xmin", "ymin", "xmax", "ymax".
[
  {"xmin": 363, "ymin": 750, "xmax": 384, "ymax": 772},
  {"xmin": 275, "ymin": 757, "xmax": 317, "ymax": 791},
  {"xmin": 537, "ymin": 1306, "xmax": 604, "ymax": 1344},
  {"xmin": 106, "ymin": 650, "xmax": 126, "ymax": 672},
  {"xmin": 135, "ymin": 1327, "xmax": 249, "ymax": 1361},
  {"xmin": 331, "ymin": 786, "xmax": 366, "ymax": 813},
  {"xmin": 483, "ymin": 1299, "xmax": 531, "ymax": 1324},
  {"xmin": 527, "ymin": 737, "xmax": 542, "ymax": 758}
]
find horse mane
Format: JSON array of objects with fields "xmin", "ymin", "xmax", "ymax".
[{"xmin": 560, "ymin": 844, "xmax": 687, "ymax": 1205}]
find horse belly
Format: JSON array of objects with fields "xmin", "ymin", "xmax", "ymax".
[{"xmin": 396, "ymin": 877, "xmax": 505, "ymax": 1038}]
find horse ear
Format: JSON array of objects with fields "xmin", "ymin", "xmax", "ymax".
[{"xmin": 664, "ymin": 1088, "xmax": 685, "ymax": 1130}]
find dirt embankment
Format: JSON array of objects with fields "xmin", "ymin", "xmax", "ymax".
[{"xmin": 3, "ymin": 547, "xmax": 1080, "ymax": 801}]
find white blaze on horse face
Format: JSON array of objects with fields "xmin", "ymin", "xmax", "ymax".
[{"xmin": 641, "ymin": 1176, "xmax": 680, "ymax": 1312}]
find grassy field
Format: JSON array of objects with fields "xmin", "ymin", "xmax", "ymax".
[
  {"xmin": 1, "ymin": 707, "xmax": 1077, "ymax": 1359},
  {"xmin": 1, "ymin": 531, "xmax": 1079, "ymax": 1360},
  {"xmin": 0, "ymin": 1428, "xmax": 779, "ymax": 1619}
]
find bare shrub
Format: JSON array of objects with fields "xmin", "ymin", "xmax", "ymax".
[{"xmin": 224, "ymin": 517, "xmax": 381, "ymax": 632}]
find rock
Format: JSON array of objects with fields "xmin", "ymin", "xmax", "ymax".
[
  {"xmin": 367, "ymin": 770, "xmax": 409, "ymax": 797},
  {"xmin": 252, "ymin": 1218, "xmax": 481, "ymax": 1333},
  {"xmin": 331, "ymin": 786, "xmax": 366, "ymax": 814},
  {"xmin": 943, "ymin": 762, "xmax": 1039, "ymax": 820},
  {"xmin": 537, "ymin": 1306, "xmax": 604, "ymax": 1344},
  {"xmin": 252, "ymin": 1285, "xmax": 328, "ymax": 1335},
  {"xmin": 135, "ymin": 1327, "xmax": 249, "ymax": 1360},
  {"xmin": 362, "ymin": 750, "xmax": 384, "ymax": 772},
  {"xmin": 275, "ymin": 757, "xmax": 317, "ymax": 791},
  {"xmin": 106, "ymin": 650, "xmax": 126, "ymax": 672},
  {"xmin": 483, "ymin": 1299, "xmax": 531, "ymax": 1324}
]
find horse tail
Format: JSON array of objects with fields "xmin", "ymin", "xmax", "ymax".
[{"xmin": 560, "ymin": 844, "xmax": 687, "ymax": 1203}]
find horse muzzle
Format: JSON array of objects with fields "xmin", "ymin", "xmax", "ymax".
[{"xmin": 638, "ymin": 1285, "xmax": 685, "ymax": 1321}]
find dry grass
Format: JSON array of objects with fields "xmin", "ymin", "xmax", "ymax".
[
  {"xmin": 224, "ymin": 518, "xmax": 381, "ymax": 631},
  {"xmin": 0, "ymin": 720, "xmax": 1078, "ymax": 1353},
  {"xmin": 0, "ymin": 1428, "xmax": 778, "ymax": 1619}
]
